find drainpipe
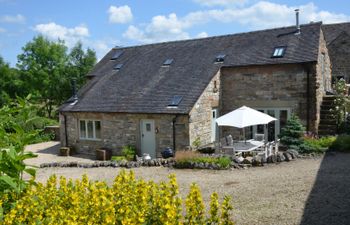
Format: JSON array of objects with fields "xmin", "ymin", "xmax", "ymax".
[
  {"xmin": 172, "ymin": 115, "xmax": 179, "ymax": 152},
  {"xmin": 306, "ymin": 68, "xmax": 310, "ymax": 132},
  {"xmin": 64, "ymin": 114, "xmax": 69, "ymax": 147}
]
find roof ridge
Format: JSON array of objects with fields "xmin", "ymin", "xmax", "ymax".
[
  {"xmin": 322, "ymin": 21, "xmax": 350, "ymax": 26},
  {"xmin": 113, "ymin": 22, "xmax": 323, "ymax": 51}
]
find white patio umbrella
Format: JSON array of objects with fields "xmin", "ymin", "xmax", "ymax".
[{"xmin": 216, "ymin": 106, "xmax": 277, "ymax": 141}]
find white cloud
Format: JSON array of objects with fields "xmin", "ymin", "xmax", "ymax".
[
  {"xmin": 33, "ymin": 22, "xmax": 89, "ymax": 47},
  {"xmin": 33, "ymin": 22, "xmax": 117, "ymax": 61},
  {"xmin": 196, "ymin": 32, "xmax": 208, "ymax": 38},
  {"xmin": 123, "ymin": 1, "xmax": 350, "ymax": 44},
  {"xmin": 123, "ymin": 14, "xmax": 190, "ymax": 43},
  {"xmin": 0, "ymin": 14, "xmax": 25, "ymax": 24},
  {"xmin": 108, "ymin": 5, "xmax": 133, "ymax": 24},
  {"xmin": 0, "ymin": 27, "xmax": 6, "ymax": 33},
  {"xmin": 194, "ymin": 0, "xmax": 247, "ymax": 7}
]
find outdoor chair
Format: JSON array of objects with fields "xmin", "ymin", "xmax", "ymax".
[
  {"xmin": 217, "ymin": 135, "xmax": 235, "ymax": 155},
  {"xmin": 254, "ymin": 133, "xmax": 265, "ymax": 141}
]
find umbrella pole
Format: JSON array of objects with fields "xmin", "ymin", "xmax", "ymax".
[{"xmin": 243, "ymin": 127, "xmax": 246, "ymax": 143}]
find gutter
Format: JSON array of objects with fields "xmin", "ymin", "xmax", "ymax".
[{"xmin": 306, "ymin": 68, "xmax": 311, "ymax": 132}]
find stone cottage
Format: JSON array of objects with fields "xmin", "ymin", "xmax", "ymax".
[{"xmin": 60, "ymin": 21, "xmax": 333, "ymax": 158}]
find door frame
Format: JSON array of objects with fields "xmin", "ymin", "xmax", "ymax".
[
  {"xmin": 252, "ymin": 108, "xmax": 291, "ymax": 141},
  {"xmin": 140, "ymin": 119, "xmax": 156, "ymax": 158},
  {"xmin": 211, "ymin": 108, "xmax": 219, "ymax": 142}
]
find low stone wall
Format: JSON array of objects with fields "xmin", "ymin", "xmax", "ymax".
[{"xmin": 40, "ymin": 150, "xmax": 303, "ymax": 170}]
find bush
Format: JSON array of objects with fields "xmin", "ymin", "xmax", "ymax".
[
  {"xmin": 279, "ymin": 115, "xmax": 305, "ymax": 149},
  {"xmin": 0, "ymin": 171, "xmax": 235, "ymax": 224},
  {"xmin": 300, "ymin": 136, "xmax": 336, "ymax": 153},
  {"xmin": 175, "ymin": 151, "xmax": 231, "ymax": 169},
  {"xmin": 329, "ymin": 135, "xmax": 350, "ymax": 152},
  {"xmin": 121, "ymin": 145, "xmax": 136, "ymax": 161},
  {"xmin": 111, "ymin": 156, "xmax": 126, "ymax": 162}
]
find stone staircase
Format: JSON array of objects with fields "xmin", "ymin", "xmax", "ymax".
[{"xmin": 318, "ymin": 95, "xmax": 337, "ymax": 136}]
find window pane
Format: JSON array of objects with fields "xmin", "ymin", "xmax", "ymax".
[
  {"xmin": 87, "ymin": 121, "xmax": 94, "ymax": 139},
  {"xmin": 80, "ymin": 121, "xmax": 86, "ymax": 138},
  {"xmin": 95, "ymin": 121, "xmax": 101, "ymax": 139},
  {"xmin": 146, "ymin": 123, "xmax": 151, "ymax": 132},
  {"xmin": 280, "ymin": 110, "xmax": 288, "ymax": 132},
  {"xmin": 267, "ymin": 110, "xmax": 275, "ymax": 141}
]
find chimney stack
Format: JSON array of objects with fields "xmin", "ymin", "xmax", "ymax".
[
  {"xmin": 71, "ymin": 78, "xmax": 78, "ymax": 101},
  {"xmin": 295, "ymin": 9, "xmax": 301, "ymax": 35}
]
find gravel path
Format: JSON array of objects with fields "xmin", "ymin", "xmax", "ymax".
[{"xmin": 25, "ymin": 142, "xmax": 350, "ymax": 225}]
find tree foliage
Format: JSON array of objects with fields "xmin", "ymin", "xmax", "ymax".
[
  {"xmin": 1, "ymin": 36, "xmax": 97, "ymax": 118},
  {"xmin": 0, "ymin": 57, "xmax": 21, "ymax": 106}
]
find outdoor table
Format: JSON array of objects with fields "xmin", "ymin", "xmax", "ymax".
[{"xmin": 233, "ymin": 140, "xmax": 266, "ymax": 156}]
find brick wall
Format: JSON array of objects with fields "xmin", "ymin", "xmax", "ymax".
[
  {"xmin": 59, "ymin": 112, "xmax": 189, "ymax": 156},
  {"xmin": 189, "ymin": 71, "xmax": 221, "ymax": 147}
]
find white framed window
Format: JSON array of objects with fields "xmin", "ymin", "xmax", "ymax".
[
  {"xmin": 79, "ymin": 120, "xmax": 101, "ymax": 140},
  {"xmin": 251, "ymin": 108, "xmax": 291, "ymax": 141}
]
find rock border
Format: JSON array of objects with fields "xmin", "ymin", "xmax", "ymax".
[{"xmin": 38, "ymin": 149, "xmax": 315, "ymax": 170}]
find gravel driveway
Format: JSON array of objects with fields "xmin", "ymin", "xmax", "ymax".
[{"xmin": 25, "ymin": 142, "xmax": 350, "ymax": 225}]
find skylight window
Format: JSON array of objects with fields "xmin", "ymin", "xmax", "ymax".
[
  {"xmin": 163, "ymin": 58, "xmax": 174, "ymax": 66},
  {"xmin": 111, "ymin": 50, "xmax": 123, "ymax": 60},
  {"xmin": 168, "ymin": 95, "xmax": 183, "ymax": 107},
  {"xmin": 215, "ymin": 54, "xmax": 226, "ymax": 63},
  {"xmin": 113, "ymin": 63, "xmax": 123, "ymax": 70},
  {"xmin": 272, "ymin": 47, "xmax": 286, "ymax": 58}
]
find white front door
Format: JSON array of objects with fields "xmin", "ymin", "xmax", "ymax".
[
  {"xmin": 211, "ymin": 109, "xmax": 218, "ymax": 142},
  {"xmin": 140, "ymin": 120, "xmax": 156, "ymax": 158}
]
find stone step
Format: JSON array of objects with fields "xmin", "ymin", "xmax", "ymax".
[
  {"xmin": 323, "ymin": 95, "xmax": 336, "ymax": 100},
  {"xmin": 318, "ymin": 130, "xmax": 337, "ymax": 136},
  {"xmin": 319, "ymin": 119, "xmax": 337, "ymax": 125},
  {"xmin": 321, "ymin": 99, "xmax": 335, "ymax": 105},
  {"xmin": 320, "ymin": 114, "xmax": 335, "ymax": 120},
  {"xmin": 318, "ymin": 125, "xmax": 337, "ymax": 131},
  {"xmin": 321, "ymin": 105, "xmax": 335, "ymax": 111},
  {"xmin": 320, "ymin": 109, "xmax": 333, "ymax": 115}
]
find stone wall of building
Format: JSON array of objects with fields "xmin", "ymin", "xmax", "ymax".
[
  {"xmin": 59, "ymin": 112, "xmax": 189, "ymax": 157},
  {"xmin": 220, "ymin": 63, "xmax": 319, "ymax": 137},
  {"xmin": 327, "ymin": 32, "xmax": 350, "ymax": 82},
  {"xmin": 189, "ymin": 71, "xmax": 221, "ymax": 147},
  {"xmin": 313, "ymin": 29, "xmax": 332, "ymax": 132}
]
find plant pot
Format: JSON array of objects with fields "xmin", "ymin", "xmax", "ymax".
[
  {"xmin": 60, "ymin": 147, "xmax": 71, "ymax": 156},
  {"xmin": 96, "ymin": 148, "xmax": 112, "ymax": 161}
]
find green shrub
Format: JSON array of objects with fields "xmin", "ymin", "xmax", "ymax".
[
  {"xmin": 279, "ymin": 115, "xmax": 305, "ymax": 151},
  {"xmin": 121, "ymin": 145, "xmax": 136, "ymax": 161},
  {"xmin": 301, "ymin": 136, "xmax": 336, "ymax": 153},
  {"xmin": 177, "ymin": 156, "xmax": 231, "ymax": 169},
  {"xmin": 192, "ymin": 137, "xmax": 201, "ymax": 149},
  {"xmin": 329, "ymin": 135, "xmax": 350, "ymax": 152},
  {"xmin": 111, "ymin": 156, "xmax": 126, "ymax": 162}
]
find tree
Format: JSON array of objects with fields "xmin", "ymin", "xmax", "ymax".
[
  {"xmin": 0, "ymin": 57, "xmax": 22, "ymax": 106},
  {"xmin": 67, "ymin": 42, "xmax": 97, "ymax": 90},
  {"xmin": 17, "ymin": 36, "xmax": 68, "ymax": 118},
  {"xmin": 16, "ymin": 36, "xmax": 97, "ymax": 118},
  {"xmin": 279, "ymin": 115, "xmax": 305, "ymax": 150}
]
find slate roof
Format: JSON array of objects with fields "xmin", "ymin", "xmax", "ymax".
[
  {"xmin": 322, "ymin": 22, "xmax": 350, "ymax": 45},
  {"xmin": 60, "ymin": 22, "xmax": 322, "ymax": 114}
]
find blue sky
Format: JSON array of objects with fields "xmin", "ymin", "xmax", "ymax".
[{"xmin": 1, "ymin": 0, "xmax": 350, "ymax": 66}]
